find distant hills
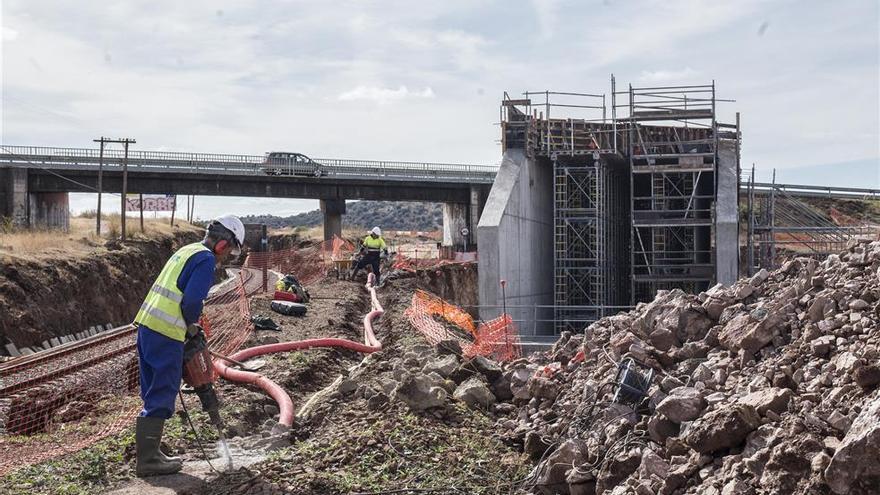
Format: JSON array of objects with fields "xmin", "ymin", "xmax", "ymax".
[{"xmin": 241, "ymin": 200, "xmax": 443, "ymax": 231}]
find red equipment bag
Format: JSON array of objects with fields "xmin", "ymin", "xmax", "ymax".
[{"xmin": 273, "ymin": 290, "xmax": 301, "ymax": 303}]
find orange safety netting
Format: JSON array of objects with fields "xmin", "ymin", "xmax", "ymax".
[
  {"xmin": 0, "ymin": 272, "xmax": 255, "ymax": 476},
  {"xmin": 404, "ymin": 290, "xmax": 521, "ymax": 362},
  {"xmin": 243, "ymin": 235, "xmax": 356, "ymax": 286}
]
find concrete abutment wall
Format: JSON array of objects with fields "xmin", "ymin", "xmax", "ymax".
[{"xmin": 477, "ymin": 150, "xmax": 554, "ymax": 336}]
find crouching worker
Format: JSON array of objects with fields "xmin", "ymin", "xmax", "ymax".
[
  {"xmin": 350, "ymin": 226, "xmax": 388, "ymax": 282},
  {"xmin": 133, "ymin": 215, "xmax": 245, "ymax": 476}
]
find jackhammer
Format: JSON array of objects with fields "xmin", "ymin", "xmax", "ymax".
[{"xmin": 182, "ymin": 325, "xmax": 231, "ymax": 468}]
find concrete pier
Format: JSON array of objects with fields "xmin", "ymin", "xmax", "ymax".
[
  {"xmin": 29, "ymin": 192, "xmax": 70, "ymax": 231},
  {"xmin": 320, "ymin": 198, "xmax": 346, "ymax": 241},
  {"xmin": 0, "ymin": 167, "xmax": 29, "ymax": 227}
]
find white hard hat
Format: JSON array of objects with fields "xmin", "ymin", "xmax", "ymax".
[
  {"xmin": 214, "ymin": 214, "xmax": 245, "ymax": 255},
  {"xmin": 370, "ymin": 226, "xmax": 381, "ymax": 236}
]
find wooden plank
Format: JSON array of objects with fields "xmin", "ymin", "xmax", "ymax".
[
  {"xmin": 50, "ymin": 338, "xmax": 61, "ymax": 347},
  {"xmin": 4, "ymin": 344, "xmax": 20, "ymax": 357}
]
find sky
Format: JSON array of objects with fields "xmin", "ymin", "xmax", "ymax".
[{"xmin": 1, "ymin": 0, "xmax": 878, "ymax": 219}]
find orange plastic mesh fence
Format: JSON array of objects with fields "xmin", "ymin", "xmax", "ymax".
[
  {"xmin": 404, "ymin": 290, "xmax": 521, "ymax": 362},
  {"xmin": 243, "ymin": 236, "xmax": 356, "ymax": 286},
  {"xmin": 0, "ymin": 272, "xmax": 256, "ymax": 476}
]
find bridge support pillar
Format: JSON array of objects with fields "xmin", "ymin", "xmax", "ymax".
[
  {"xmin": 442, "ymin": 203, "xmax": 468, "ymax": 248},
  {"xmin": 29, "ymin": 192, "xmax": 70, "ymax": 230},
  {"xmin": 0, "ymin": 168, "xmax": 29, "ymax": 227},
  {"xmin": 443, "ymin": 185, "xmax": 486, "ymax": 249},
  {"xmin": 320, "ymin": 198, "xmax": 346, "ymax": 241}
]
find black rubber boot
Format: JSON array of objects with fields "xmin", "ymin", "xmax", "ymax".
[{"xmin": 136, "ymin": 416, "xmax": 183, "ymax": 477}]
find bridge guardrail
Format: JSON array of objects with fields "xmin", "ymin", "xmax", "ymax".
[{"xmin": 0, "ymin": 145, "xmax": 498, "ymax": 183}]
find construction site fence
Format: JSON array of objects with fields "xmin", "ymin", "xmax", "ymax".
[
  {"xmin": 404, "ymin": 290, "xmax": 521, "ymax": 362},
  {"xmin": 0, "ymin": 271, "xmax": 256, "ymax": 476},
  {"xmin": 242, "ymin": 235, "xmax": 356, "ymax": 286},
  {"xmin": 466, "ymin": 304, "xmax": 636, "ymax": 337}
]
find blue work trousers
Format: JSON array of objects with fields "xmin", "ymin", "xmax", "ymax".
[
  {"xmin": 136, "ymin": 325, "xmax": 184, "ymax": 419},
  {"xmin": 355, "ymin": 252, "xmax": 381, "ymax": 279}
]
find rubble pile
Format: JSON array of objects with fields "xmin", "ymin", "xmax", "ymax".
[{"xmin": 495, "ymin": 240, "xmax": 880, "ymax": 495}]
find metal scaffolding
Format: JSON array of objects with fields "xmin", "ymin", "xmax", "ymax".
[
  {"xmin": 744, "ymin": 168, "xmax": 874, "ymax": 274},
  {"xmin": 552, "ymin": 152, "xmax": 630, "ymax": 332},
  {"xmin": 500, "ymin": 78, "xmax": 740, "ymax": 331},
  {"xmin": 615, "ymin": 82, "xmax": 734, "ymax": 303}
]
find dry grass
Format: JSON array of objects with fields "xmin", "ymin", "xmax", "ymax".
[{"xmin": 0, "ymin": 215, "xmax": 200, "ymax": 259}]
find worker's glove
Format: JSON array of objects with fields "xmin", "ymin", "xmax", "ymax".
[{"xmin": 183, "ymin": 324, "xmax": 207, "ymax": 363}]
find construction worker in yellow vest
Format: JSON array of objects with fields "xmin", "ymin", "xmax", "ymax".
[
  {"xmin": 132, "ymin": 215, "xmax": 245, "ymax": 477},
  {"xmin": 351, "ymin": 226, "xmax": 388, "ymax": 282}
]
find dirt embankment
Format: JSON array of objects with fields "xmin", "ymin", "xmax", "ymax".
[
  {"xmin": 413, "ymin": 262, "xmax": 478, "ymax": 315},
  {"xmin": 0, "ymin": 228, "xmax": 201, "ymax": 350}
]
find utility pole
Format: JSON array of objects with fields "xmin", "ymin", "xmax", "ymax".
[
  {"xmin": 93, "ymin": 137, "xmax": 106, "ymax": 235},
  {"xmin": 117, "ymin": 138, "xmax": 136, "ymax": 241},
  {"xmin": 139, "ymin": 193, "xmax": 144, "ymax": 232},
  {"xmin": 94, "ymin": 137, "xmax": 136, "ymax": 238}
]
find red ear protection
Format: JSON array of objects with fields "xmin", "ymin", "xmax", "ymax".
[{"xmin": 214, "ymin": 239, "xmax": 228, "ymax": 254}]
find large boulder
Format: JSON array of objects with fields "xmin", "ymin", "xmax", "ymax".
[
  {"xmin": 422, "ymin": 354, "xmax": 459, "ymax": 378},
  {"xmin": 469, "ymin": 355, "xmax": 503, "ymax": 382},
  {"xmin": 634, "ymin": 289, "xmax": 712, "ymax": 343},
  {"xmin": 685, "ymin": 403, "xmax": 761, "ymax": 453},
  {"xmin": 718, "ymin": 303, "xmax": 792, "ymax": 353},
  {"xmin": 507, "ymin": 366, "xmax": 535, "ymax": 400},
  {"xmin": 737, "ymin": 388, "xmax": 792, "ymax": 416},
  {"xmin": 453, "ymin": 376, "xmax": 496, "ymax": 409},
  {"xmin": 532, "ymin": 439, "xmax": 589, "ymax": 495},
  {"xmin": 656, "ymin": 387, "xmax": 707, "ymax": 423},
  {"xmin": 392, "ymin": 373, "xmax": 447, "ymax": 411},
  {"xmin": 825, "ymin": 394, "xmax": 880, "ymax": 494}
]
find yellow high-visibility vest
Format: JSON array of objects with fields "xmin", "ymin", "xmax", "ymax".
[
  {"xmin": 134, "ymin": 242, "xmax": 210, "ymax": 342},
  {"xmin": 362, "ymin": 235, "xmax": 386, "ymax": 252}
]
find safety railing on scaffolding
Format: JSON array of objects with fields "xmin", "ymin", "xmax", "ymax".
[
  {"xmin": 743, "ymin": 167, "xmax": 878, "ymax": 275},
  {"xmin": 500, "ymin": 90, "xmax": 620, "ymax": 158}
]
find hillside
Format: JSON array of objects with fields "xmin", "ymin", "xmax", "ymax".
[{"xmin": 241, "ymin": 200, "xmax": 442, "ymax": 231}]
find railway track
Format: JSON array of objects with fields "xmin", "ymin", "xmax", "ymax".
[{"xmin": 0, "ymin": 267, "xmax": 267, "ymax": 398}]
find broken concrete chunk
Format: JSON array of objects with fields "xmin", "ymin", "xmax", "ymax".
[
  {"xmin": 422, "ymin": 354, "xmax": 458, "ymax": 378},
  {"xmin": 391, "ymin": 373, "xmax": 447, "ymax": 411},
  {"xmin": 453, "ymin": 376, "xmax": 496, "ymax": 409},
  {"xmin": 825, "ymin": 394, "xmax": 880, "ymax": 494},
  {"xmin": 848, "ymin": 299, "xmax": 869, "ymax": 311},
  {"xmin": 435, "ymin": 339, "xmax": 462, "ymax": 357},
  {"xmin": 738, "ymin": 388, "xmax": 792, "ymax": 416},
  {"xmin": 469, "ymin": 355, "xmax": 502, "ymax": 382},
  {"xmin": 527, "ymin": 376, "xmax": 561, "ymax": 402},
  {"xmin": 685, "ymin": 403, "xmax": 760, "ymax": 453},
  {"xmin": 657, "ymin": 387, "xmax": 707, "ymax": 424}
]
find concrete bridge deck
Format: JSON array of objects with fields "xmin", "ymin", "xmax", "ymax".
[{"xmin": 0, "ymin": 145, "xmax": 496, "ymax": 243}]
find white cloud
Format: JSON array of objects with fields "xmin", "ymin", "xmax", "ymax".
[
  {"xmin": 337, "ymin": 85, "xmax": 435, "ymax": 104},
  {"xmin": 2, "ymin": 26, "xmax": 19, "ymax": 41},
  {"xmin": 530, "ymin": 0, "xmax": 560, "ymax": 39},
  {"xmin": 638, "ymin": 68, "xmax": 700, "ymax": 83}
]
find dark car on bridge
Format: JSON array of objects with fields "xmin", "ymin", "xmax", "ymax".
[{"xmin": 261, "ymin": 152, "xmax": 326, "ymax": 177}]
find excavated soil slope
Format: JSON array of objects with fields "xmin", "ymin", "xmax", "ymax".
[{"xmin": 0, "ymin": 228, "xmax": 201, "ymax": 350}]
